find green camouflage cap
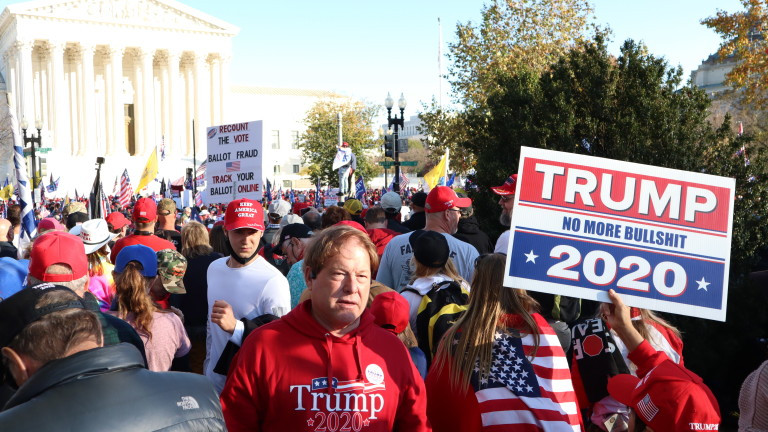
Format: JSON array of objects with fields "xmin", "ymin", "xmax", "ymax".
[
  {"xmin": 157, "ymin": 198, "xmax": 177, "ymax": 215},
  {"xmin": 156, "ymin": 249, "xmax": 187, "ymax": 294}
]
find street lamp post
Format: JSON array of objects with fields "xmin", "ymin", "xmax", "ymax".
[
  {"xmin": 385, "ymin": 92, "xmax": 406, "ymax": 193},
  {"xmin": 21, "ymin": 118, "xmax": 42, "ymax": 208}
]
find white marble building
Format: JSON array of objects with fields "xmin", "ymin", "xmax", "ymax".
[{"xmin": 0, "ymin": 0, "xmax": 237, "ymax": 195}]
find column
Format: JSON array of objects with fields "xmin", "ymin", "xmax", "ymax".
[
  {"xmin": 17, "ymin": 41, "xmax": 35, "ymax": 125},
  {"xmin": 132, "ymin": 50, "xmax": 145, "ymax": 155},
  {"xmin": 182, "ymin": 56, "xmax": 193, "ymax": 155},
  {"xmin": 71, "ymin": 45, "xmax": 83, "ymax": 155},
  {"xmin": 109, "ymin": 47, "xmax": 125, "ymax": 155},
  {"xmin": 141, "ymin": 48, "xmax": 155, "ymax": 155},
  {"xmin": 167, "ymin": 50, "xmax": 181, "ymax": 155},
  {"xmin": 209, "ymin": 55, "xmax": 220, "ymax": 125},
  {"xmin": 219, "ymin": 55, "xmax": 231, "ymax": 123},
  {"xmin": 4, "ymin": 48, "xmax": 17, "ymax": 110},
  {"xmin": 80, "ymin": 44, "xmax": 96, "ymax": 156},
  {"xmin": 49, "ymin": 42, "xmax": 67, "ymax": 151},
  {"xmin": 160, "ymin": 52, "xmax": 170, "ymax": 153},
  {"xmin": 193, "ymin": 52, "xmax": 209, "ymax": 159}
]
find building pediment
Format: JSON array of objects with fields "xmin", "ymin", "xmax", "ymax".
[{"xmin": 7, "ymin": 0, "xmax": 238, "ymax": 35}]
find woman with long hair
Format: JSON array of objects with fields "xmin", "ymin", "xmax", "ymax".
[
  {"xmin": 426, "ymin": 253, "xmax": 582, "ymax": 431},
  {"xmin": 71, "ymin": 218, "xmax": 117, "ymax": 311},
  {"xmin": 113, "ymin": 244, "xmax": 190, "ymax": 372}
]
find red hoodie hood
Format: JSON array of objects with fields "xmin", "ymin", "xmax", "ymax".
[
  {"xmin": 282, "ymin": 300, "xmax": 376, "ymax": 394},
  {"xmin": 367, "ymin": 228, "xmax": 398, "ymax": 256}
]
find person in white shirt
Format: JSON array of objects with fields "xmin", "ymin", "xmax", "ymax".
[
  {"xmin": 204, "ymin": 198, "xmax": 290, "ymax": 393},
  {"xmin": 376, "ymin": 186, "xmax": 479, "ymax": 292}
]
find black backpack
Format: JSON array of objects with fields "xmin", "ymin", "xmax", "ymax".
[{"xmin": 403, "ymin": 280, "xmax": 469, "ymax": 364}]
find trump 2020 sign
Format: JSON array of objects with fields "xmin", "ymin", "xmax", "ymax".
[{"xmin": 504, "ymin": 147, "xmax": 735, "ymax": 321}]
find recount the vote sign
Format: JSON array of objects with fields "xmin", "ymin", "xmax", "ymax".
[
  {"xmin": 504, "ymin": 147, "xmax": 735, "ymax": 321},
  {"xmin": 205, "ymin": 121, "xmax": 264, "ymax": 203}
]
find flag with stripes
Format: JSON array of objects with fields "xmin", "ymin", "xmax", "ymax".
[
  {"xmin": 400, "ymin": 171, "xmax": 410, "ymax": 190},
  {"xmin": 196, "ymin": 161, "xmax": 206, "ymax": 187},
  {"xmin": 9, "ymin": 106, "xmax": 37, "ymax": 241},
  {"xmin": 100, "ymin": 184, "xmax": 109, "ymax": 220},
  {"xmin": 195, "ymin": 191, "xmax": 203, "ymax": 207},
  {"xmin": 265, "ymin": 179, "xmax": 272, "ymax": 205},
  {"xmin": 468, "ymin": 314, "xmax": 581, "ymax": 431},
  {"xmin": 119, "ymin": 169, "xmax": 132, "ymax": 209},
  {"xmin": 226, "ymin": 161, "xmax": 241, "ymax": 172}
]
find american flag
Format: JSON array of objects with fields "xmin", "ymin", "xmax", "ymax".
[
  {"xmin": 400, "ymin": 171, "xmax": 410, "ymax": 190},
  {"xmin": 119, "ymin": 169, "xmax": 132, "ymax": 209},
  {"xmin": 468, "ymin": 314, "xmax": 581, "ymax": 430},
  {"xmin": 265, "ymin": 179, "xmax": 272, "ymax": 204},
  {"xmin": 226, "ymin": 161, "xmax": 241, "ymax": 173},
  {"xmin": 310, "ymin": 377, "xmax": 384, "ymax": 394},
  {"xmin": 636, "ymin": 393, "xmax": 660, "ymax": 422},
  {"xmin": 195, "ymin": 191, "xmax": 203, "ymax": 207},
  {"xmin": 100, "ymin": 184, "xmax": 109, "ymax": 219}
]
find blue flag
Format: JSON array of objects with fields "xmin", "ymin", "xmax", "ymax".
[
  {"xmin": 355, "ymin": 176, "xmax": 366, "ymax": 201},
  {"xmin": 446, "ymin": 173, "xmax": 456, "ymax": 187},
  {"xmin": 10, "ymin": 106, "xmax": 37, "ymax": 241},
  {"xmin": 289, "ymin": 189, "xmax": 295, "ymax": 204},
  {"xmin": 265, "ymin": 179, "xmax": 272, "ymax": 204}
]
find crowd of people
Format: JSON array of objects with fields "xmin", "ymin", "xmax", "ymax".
[{"xmin": 0, "ymin": 173, "xmax": 763, "ymax": 431}]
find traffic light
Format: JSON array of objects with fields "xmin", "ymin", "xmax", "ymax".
[{"xmin": 384, "ymin": 135, "xmax": 394, "ymax": 158}]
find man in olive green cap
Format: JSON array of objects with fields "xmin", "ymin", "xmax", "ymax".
[
  {"xmin": 149, "ymin": 249, "xmax": 187, "ymax": 311},
  {"xmin": 155, "ymin": 198, "xmax": 181, "ymax": 251}
]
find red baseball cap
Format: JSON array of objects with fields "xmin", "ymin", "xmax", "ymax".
[
  {"xmin": 37, "ymin": 217, "xmax": 65, "ymax": 234},
  {"xmin": 370, "ymin": 291, "xmax": 410, "ymax": 334},
  {"xmin": 491, "ymin": 174, "xmax": 518, "ymax": 196},
  {"xmin": 106, "ymin": 211, "xmax": 131, "ymax": 229},
  {"xmin": 425, "ymin": 186, "xmax": 472, "ymax": 213},
  {"xmin": 132, "ymin": 198, "xmax": 157, "ymax": 223},
  {"xmin": 225, "ymin": 198, "xmax": 265, "ymax": 231},
  {"xmin": 607, "ymin": 360, "xmax": 721, "ymax": 431},
  {"xmin": 28, "ymin": 231, "xmax": 88, "ymax": 283}
]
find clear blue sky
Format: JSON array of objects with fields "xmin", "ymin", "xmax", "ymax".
[{"xmin": 184, "ymin": 0, "xmax": 742, "ymax": 116}]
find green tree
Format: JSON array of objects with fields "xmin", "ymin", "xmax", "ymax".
[
  {"xmin": 703, "ymin": 0, "xmax": 768, "ymax": 107},
  {"xmin": 299, "ymin": 99, "xmax": 379, "ymax": 188},
  {"xmin": 419, "ymin": 0, "xmax": 595, "ymax": 174},
  {"xmin": 468, "ymin": 35, "xmax": 768, "ymax": 425}
]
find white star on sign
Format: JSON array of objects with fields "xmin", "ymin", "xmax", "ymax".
[
  {"xmin": 696, "ymin": 277, "xmax": 710, "ymax": 291},
  {"xmin": 524, "ymin": 250, "xmax": 538, "ymax": 263}
]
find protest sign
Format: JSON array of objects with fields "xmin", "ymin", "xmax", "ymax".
[
  {"xmin": 205, "ymin": 121, "xmax": 263, "ymax": 203},
  {"xmin": 504, "ymin": 147, "xmax": 735, "ymax": 321}
]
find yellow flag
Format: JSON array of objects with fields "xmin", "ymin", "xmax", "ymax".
[
  {"xmin": 424, "ymin": 151, "xmax": 448, "ymax": 189},
  {"xmin": 0, "ymin": 184, "xmax": 13, "ymax": 201},
  {"xmin": 135, "ymin": 147, "xmax": 159, "ymax": 193}
]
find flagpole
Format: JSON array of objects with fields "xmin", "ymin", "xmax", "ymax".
[{"xmin": 444, "ymin": 148, "xmax": 450, "ymax": 187}]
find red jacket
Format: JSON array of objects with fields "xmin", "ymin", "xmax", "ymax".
[
  {"xmin": 366, "ymin": 228, "xmax": 399, "ymax": 258},
  {"xmin": 220, "ymin": 301, "xmax": 431, "ymax": 432},
  {"xmin": 110, "ymin": 232, "xmax": 176, "ymax": 263}
]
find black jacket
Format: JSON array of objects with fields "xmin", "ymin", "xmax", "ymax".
[
  {"xmin": 0, "ymin": 344, "xmax": 225, "ymax": 431},
  {"xmin": 453, "ymin": 216, "xmax": 494, "ymax": 254},
  {"xmin": 402, "ymin": 211, "xmax": 426, "ymax": 231}
]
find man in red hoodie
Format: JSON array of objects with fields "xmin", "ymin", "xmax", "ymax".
[
  {"xmin": 364, "ymin": 207, "xmax": 398, "ymax": 258},
  {"xmin": 220, "ymin": 225, "xmax": 430, "ymax": 432}
]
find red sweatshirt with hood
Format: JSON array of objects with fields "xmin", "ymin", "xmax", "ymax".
[{"xmin": 220, "ymin": 300, "xmax": 431, "ymax": 432}]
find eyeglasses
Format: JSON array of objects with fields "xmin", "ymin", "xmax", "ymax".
[
  {"xmin": 446, "ymin": 208, "xmax": 462, "ymax": 213},
  {"xmin": 499, "ymin": 196, "xmax": 514, "ymax": 202}
]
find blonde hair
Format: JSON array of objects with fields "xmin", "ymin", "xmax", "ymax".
[
  {"xmin": 432, "ymin": 253, "xmax": 540, "ymax": 390},
  {"xmin": 181, "ymin": 221, "xmax": 213, "ymax": 259},
  {"xmin": 303, "ymin": 225, "xmax": 379, "ymax": 277},
  {"xmin": 410, "ymin": 256, "xmax": 464, "ymax": 284}
]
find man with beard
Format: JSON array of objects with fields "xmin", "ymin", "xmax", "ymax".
[
  {"xmin": 491, "ymin": 174, "xmax": 517, "ymax": 254},
  {"xmin": 204, "ymin": 198, "xmax": 290, "ymax": 393}
]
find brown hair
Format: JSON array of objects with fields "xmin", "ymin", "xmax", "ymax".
[
  {"xmin": 114, "ymin": 261, "xmax": 157, "ymax": 339},
  {"xmin": 181, "ymin": 221, "xmax": 213, "ymax": 259},
  {"xmin": 209, "ymin": 225, "xmax": 229, "ymax": 256},
  {"xmin": 364, "ymin": 207, "xmax": 387, "ymax": 224},
  {"xmin": 6, "ymin": 289, "xmax": 102, "ymax": 366},
  {"xmin": 433, "ymin": 253, "xmax": 540, "ymax": 390},
  {"xmin": 303, "ymin": 225, "xmax": 379, "ymax": 278},
  {"xmin": 321, "ymin": 206, "xmax": 350, "ymax": 229}
]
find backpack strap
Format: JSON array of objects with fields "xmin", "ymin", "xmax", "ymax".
[{"xmin": 401, "ymin": 287, "xmax": 421, "ymax": 296}]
